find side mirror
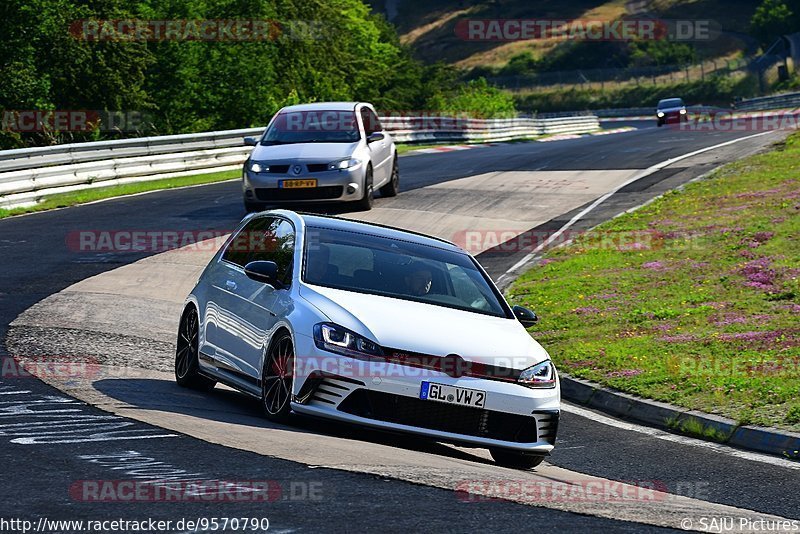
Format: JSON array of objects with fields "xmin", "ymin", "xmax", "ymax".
[
  {"xmin": 367, "ymin": 132, "xmax": 385, "ymax": 144},
  {"xmin": 244, "ymin": 260, "xmax": 282, "ymax": 288},
  {"xmin": 512, "ymin": 305, "xmax": 538, "ymax": 327},
  {"xmin": 244, "ymin": 136, "xmax": 258, "ymax": 146}
]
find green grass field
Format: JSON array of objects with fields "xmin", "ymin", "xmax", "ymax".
[{"xmin": 508, "ymin": 133, "xmax": 800, "ymax": 431}]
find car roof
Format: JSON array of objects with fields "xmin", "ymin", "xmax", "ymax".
[
  {"xmin": 280, "ymin": 102, "xmax": 363, "ymax": 112},
  {"xmin": 658, "ymin": 98, "xmax": 684, "ymax": 105},
  {"xmin": 297, "ymin": 213, "xmax": 463, "ymax": 253}
]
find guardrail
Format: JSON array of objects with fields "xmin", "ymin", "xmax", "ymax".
[
  {"xmin": 0, "ymin": 116, "xmax": 599, "ymax": 209},
  {"xmin": 736, "ymin": 91, "xmax": 800, "ymax": 111},
  {"xmin": 382, "ymin": 116, "xmax": 599, "ymax": 144},
  {"xmin": 593, "ymin": 107, "xmax": 653, "ymax": 118},
  {"xmin": 594, "ymin": 92, "xmax": 800, "ymax": 119}
]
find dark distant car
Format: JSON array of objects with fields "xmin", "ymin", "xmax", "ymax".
[{"xmin": 656, "ymin": 98, "xmax": 687, "ymax": 126}]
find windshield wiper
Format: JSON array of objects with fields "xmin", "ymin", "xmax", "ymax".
[
  {"xmin": 262, "ymin": 138, "xmax": 354, "ymax": 145},
  {"xmin": 261, "ymin": 140, "xmax": 309, "ymax": 146}
]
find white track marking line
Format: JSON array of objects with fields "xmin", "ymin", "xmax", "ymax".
[
  {"xmin": 562, "ymin": 402, "xmax": 800, "ymax": 470},
  {"xmin": 497, "ymin": 130, "xmax": 776, "ymax": 287}
]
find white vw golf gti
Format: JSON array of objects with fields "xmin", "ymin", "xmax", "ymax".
[{"xmin": 176, "ymin": 210, "xmax": 560, "ymax": 468}]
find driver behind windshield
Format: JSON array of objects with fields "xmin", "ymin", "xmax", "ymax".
[{"xmin": 404, "ymin": 262, "xmax": 433, "ymax": 296}]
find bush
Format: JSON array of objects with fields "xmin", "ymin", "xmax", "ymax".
[
  {"xmin": 629, "ymin": 41, "xmax": 697, "ymax": 68},
  {"xmin": 499, "ymin": 52, "xmax": 540, "ymax": 76},
  {"xmin": 426, "ymin": 78, "xmax": 517, "ymax": 118},
  {"xmin": 787, "ymin": 405, "xmax": 800, "ymax": 425}
]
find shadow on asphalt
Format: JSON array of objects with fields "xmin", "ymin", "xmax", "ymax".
[{"xmin": 94, "ymin": 377, "xmax": 495, "ymax": 466}]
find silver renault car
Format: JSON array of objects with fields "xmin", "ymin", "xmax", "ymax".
[{"xmin": 242, "ymin": 102, "xmax": 399, "ymax": 212}]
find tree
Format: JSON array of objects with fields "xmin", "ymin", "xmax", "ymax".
[{"xmin": 750, "ymin": 0, "xmax": 798, "ymax": 48}]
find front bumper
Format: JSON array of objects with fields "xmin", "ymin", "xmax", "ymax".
[
  {"xmin": 657, "ymin": 112, "xmax": 687, "ymax": 125},
  {"xmin": 243, "ymin": 165, "xmax": 366, "ymax": 204},
  {"xmin": 291, "ymin": 333, "xmax": 560, "ymax": 453}
]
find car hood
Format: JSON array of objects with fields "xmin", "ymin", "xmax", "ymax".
[
  {"xmin": 658, "ymin": 106, "xmax": 685, "ymax": 113},
  {"xmin": 249, "ymin": 141, "xmax": 360, "ymax": 162},
  {"xmin": 299, "ymin": 284, "xmax": 549, "ymax": 369}
]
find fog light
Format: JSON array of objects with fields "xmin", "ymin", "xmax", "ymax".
[
  {"xmin": 346, "ymin": 183, "xmax": 359, "ymax": 195},
  {"xmin": 245, "ymin": 190, "xmax": 254, "ymax": 197}
]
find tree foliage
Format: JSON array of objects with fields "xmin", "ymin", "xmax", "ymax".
[
  {"xmin": 0, "ymin": 0, "xmax": 515, "ymax": 149},
  {"xmin": 750, "ymin": 0, "xmax": 800, "ymax": 47}
]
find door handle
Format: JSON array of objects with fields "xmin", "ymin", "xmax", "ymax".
[{"xmin": 225, "ymin": 280, "xmax": 237, "ymax": 291}]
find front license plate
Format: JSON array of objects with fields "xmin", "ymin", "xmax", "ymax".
[
  {"xmin": 280, "ymin": 179, "xmax": 317, "ymax": 189},
  {"xmin": 420, "ymin": 381, "xmax": 486, "ymax": 408}
]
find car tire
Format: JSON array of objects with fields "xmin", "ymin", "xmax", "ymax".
[
  {"xmin": 354, "ymin": 165, "xmax": 374, "ymax": 211},
  {"xmin": 175, "ymin": 306, "xmax": 216, "ymax": 390},
  {"xmin": 261, "ymin": 332, "xmax": 294, "ymax": 422},
  {"xmin": 489, "ymin": 448, "xmax": 546, "ymax": 470},
  {"xmin": 378, "ymin": 155, "xmax": 400, "ymax": 197}
]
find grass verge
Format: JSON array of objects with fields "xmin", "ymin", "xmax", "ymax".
[
  {"xmin": 508, "ymin": 133, "xmax": 800, "ymax": 431},
  {"xmin": 396, "ymin": 143, "xmax": 449, "ymax": 154},
  {"xmin": 0, "ymin": 169, "xmax": 240, "ymax": 219}
]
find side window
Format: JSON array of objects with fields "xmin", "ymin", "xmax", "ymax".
[
  {"xmin": 222, "ymin": 217, "xmax": 273, "ymax": 267},
  {"xmin": 360, "ymin": 107, "xmax": 381, "ymax": 136},
  {"xmin": 222, "ymin": 218, "xmax": 295, "ymax": 286},
  {"xmin": 250, "ymin": 219, "xmax": 295, "ymax": 286}
]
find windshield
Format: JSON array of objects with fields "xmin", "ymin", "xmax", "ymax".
[
  {"xmin": 303, "ymin": 227, "xmax": 511, "ymax": 318},
  {"xmin": 658, "ymin": 98, "xmax": 684, "ymax": 109},
  {"xmin": 261, "ymin": 110, "xmax": 360, "ymax": 144}
]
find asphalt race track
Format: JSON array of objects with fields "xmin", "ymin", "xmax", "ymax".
[{"xmin": 1, "ymin": 124, "xmax": 798, "ymax": 533}]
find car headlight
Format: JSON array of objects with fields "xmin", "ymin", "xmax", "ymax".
[
  {"xmin": 313, "ymin": 323, "xmax": 383, "ymax": 360},
  {"xmin": 328, "ymin": 158, "xmax": 361, "ymax": 171},
  {"xmin": 249, "ymin": 161, "xmax": 269, "ymax": 173},
  {"xmin": 657, "ymin": 112, "xmax": 665, "ymax": 118},
  {"xmin": 679, "ymin": 109, "xmax": 687, "ymax": 114},
  {"xmin": 518, "ymin": 360, "xmax": 556, "ymax": 388}
]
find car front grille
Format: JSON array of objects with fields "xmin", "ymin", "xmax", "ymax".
[
  {"xmin": 306, "ymin": 163, "xmax": 329, "ymax": 173},
  {"xmin": 254, "ymin": 186, "xmax": 343, "ymax": 201},
  {"xmin": 337, "ymin": 389, "xmax": 540, "ymax": 443},
  {"xmin": 267, "ymin": 165, "xmax": 290, "ymax": 174}
]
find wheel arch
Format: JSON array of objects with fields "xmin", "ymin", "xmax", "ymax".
[{"xmin": 260, "ymin": 324, "xmax": 295, "ymax": 383}]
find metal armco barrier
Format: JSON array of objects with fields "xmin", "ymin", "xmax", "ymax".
[
  {"xmin": 0, "ymin": 116, "xmax": 599, "ymax": 209},
  {"xmin": 736, "ymin": 91, "xmax": 800, "ymax": 111}
]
